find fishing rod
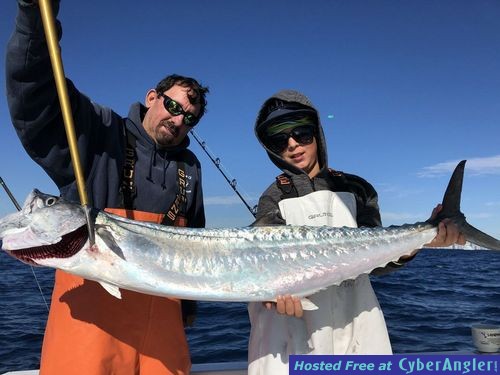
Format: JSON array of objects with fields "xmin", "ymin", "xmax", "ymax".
[
  {"xmin": 0, "ymin": 177, "xmax": 50, "ymax": 312},
  {"xmin": 190, "ymin": 130, "xmax": 257, "ymax": 218}
]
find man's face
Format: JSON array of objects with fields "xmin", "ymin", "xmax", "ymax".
[{"xmin": 142, "ymin": 84, "xmax": 201, "ymax": 147}]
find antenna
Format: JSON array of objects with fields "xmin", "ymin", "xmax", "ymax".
[{"xmin": 190, "ymin": 130, "xmax": 257, "ymax": 218}]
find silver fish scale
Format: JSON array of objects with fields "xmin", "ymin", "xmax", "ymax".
[
  {"xmin": 5, "ymin": 183, "xmax": 500, "ymax": 301},
  {"xmin": 11, "ymin": 208, "xmax": 437, "ymax": 300},
  {"xmin": 138, "ymin": 223, "xmax": 431, "ymax": 299}
]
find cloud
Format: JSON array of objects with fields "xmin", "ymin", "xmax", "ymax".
[
  {"xmin": 204, "ymin": 195, "xmax": 256, "ymax": 206},
  {"xmin": 418, "ymin": 155, "xmax": 500, "ymax": 177},
  {"xmin": 378, "ymin": 185, "xmax": 425, "ymax": 198},
  {"xmin": 382, "ymin": 212, "xmax": 424, "ymax": 223},
  {"xmin": 467, "ymin": 212, "xmax": 494, "ymax": 219}
]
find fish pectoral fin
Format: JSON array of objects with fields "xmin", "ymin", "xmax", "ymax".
[
  {"xmin": 96, "ymin": 225, "xmax": 125, "ymax": 260},
  {"xmin": 99, "ymin": 282, "xmax": 122, "ymax": 299},
  {"xmin": 300, "ymin": 298, "xmax": 319, "ymax": 311}
]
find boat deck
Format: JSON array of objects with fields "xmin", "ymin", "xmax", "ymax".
[
  {"xmin": 2, "ymin": 353, "xmax": 482, "ymax": 375},
  {"xmin": 2, "ymin": 361, "xmax": 248, "ymax": 375}
]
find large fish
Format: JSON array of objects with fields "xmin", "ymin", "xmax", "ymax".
[{"xmin": 1, "ymin": 160, "xmax": 499, "ymax": 303}]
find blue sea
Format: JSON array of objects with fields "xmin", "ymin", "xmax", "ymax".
[{"xmin": 1, "ymin": 249, "xmax": 499, "ymax": 373}]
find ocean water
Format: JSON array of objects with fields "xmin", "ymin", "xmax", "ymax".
[{"xmin": 1, "ymin": 249, "xmax": 499, "ymax": 373}]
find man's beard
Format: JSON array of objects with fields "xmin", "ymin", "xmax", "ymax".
[{"xmin": 155, "ymin": 121, "xmax": 179, "ymax": 147}]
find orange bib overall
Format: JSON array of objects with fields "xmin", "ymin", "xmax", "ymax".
[{"xmin": 39, "ymin": 209, "xmax": 191, "ymax": 375}]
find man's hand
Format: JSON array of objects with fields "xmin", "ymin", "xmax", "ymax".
[
  {"xmin": 264, "ymin": 295, "xmax": 303, "ymax": 318},
  {"xmin": 425, "ymin": 204, "xmax": 466, "ymax": 247}
]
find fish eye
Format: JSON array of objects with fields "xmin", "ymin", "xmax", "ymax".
[{"xmin": 45, "ymin": 197, "xmax": 57, "ymax": 206}]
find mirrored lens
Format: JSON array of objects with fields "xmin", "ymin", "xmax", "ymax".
[
  {"xmin": 165, "ymin": 99, "xmax": 183, "ymax": 116},
  {"xmin": 160, "ymin": 93, "xmax": 200, "ymax": 127},
  {"xmin": 183, "ymin": 113, "xmax": 197, "ymax": 126}
]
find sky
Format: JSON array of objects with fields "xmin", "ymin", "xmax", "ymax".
[{"xmin": 0, "ymin": 0, "xmax": 499, "ymax": 240}]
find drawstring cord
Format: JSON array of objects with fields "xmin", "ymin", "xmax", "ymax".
[
  {"xmin": 162, "ymin": 159, "xmax": 171, "ymax": 189},
  {"xmin": 146, "ymin": 143, "xmax": 171, "ymax": 190},
  {"xmin": 147, "ymin": 144, "xmax": 157, "ymax": 182}
]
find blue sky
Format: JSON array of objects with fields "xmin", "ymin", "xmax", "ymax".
[{"xmin": 1, "ymin": 0, "xmax": 499, "ymax": 239}]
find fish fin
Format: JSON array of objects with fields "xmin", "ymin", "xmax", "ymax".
[
  {"xmin": 300, "ymin": 298, "xmax": 319, "ymax": 311},
  {"xmin": 461, "ymin": 222, "xmax": 500, "ymax": 251},
  {"xmin": 99, "ymin": 282, "xmax": 122, "ymax": 299},
  {"xmin": 434, "ymin": 160, "xmax": 466, "ymax": 223},
  {"xmin": 96, "ymin": 225, "xmax": 126, "ymax": 260},
  {"xmin": 431, "ymin": 160, "xmax": 500, "ymax": 250}
]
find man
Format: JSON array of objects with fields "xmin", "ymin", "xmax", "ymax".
[
  {"xmin": 6, "ymin": 1, "xmax": 208, "ymax": 374},
  {"xmin": 248, "ymin": 89, "xmax": 465, "ymax": 374}
]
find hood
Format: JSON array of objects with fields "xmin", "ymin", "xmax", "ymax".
[
  {"xmin": 126, "ymin": 102, "xmax": 191, "ymax": 186},
  {"xmin": 254, "ymin": 90, "xmax": 328, "ymax": 176},
  {"xmin": 126, "ymin": 102, "xmax": 191, "ymax": 155}
]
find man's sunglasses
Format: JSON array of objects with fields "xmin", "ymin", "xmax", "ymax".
[
  {"xmin": 158, "ymin": 93, "xmax": 200, "ymax": 127},
  {"xmin": 266, "ymin": 125, "xmax": 315, "ymax": 153}
]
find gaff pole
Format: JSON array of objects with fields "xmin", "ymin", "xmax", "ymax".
[{"xmin": 38, "ymin": 0, "xmax": 95, "ymax": 246}]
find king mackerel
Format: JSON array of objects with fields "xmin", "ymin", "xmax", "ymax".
[{"xmin": 1, "ymin": 161, "xmax": 499, "ymax": 305}]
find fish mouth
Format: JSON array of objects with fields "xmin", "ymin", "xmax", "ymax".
[{"xmin": 5, "ymin": 225, "xmax": 88, "ymax": 265}]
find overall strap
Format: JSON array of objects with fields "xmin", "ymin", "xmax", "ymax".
[
  {"xmin": 119, "ymin": 128, "xmax": 188, "ymax": 226},
  {"xmin": 120, "ymin": 128, "xmax": 138, "ymax": 210},
  {"xmin": 104, "ymin": 208, "xmax": 165, "ymax": 223},
  {"xmin": 275, "ymin": 173, "xmax": 298, "ymax": 200},
  {"xmin": 276, "ymin": 169, "xmax": 347, "ymax": 200},
  {"xmin": 328, "ymin": 168, "xmax": 344, "ymax": 177},
  {"xmin": 161, "ymin": 161, "xmax": 188, "ymax": 227},
  {"xmin": 328, "ymin": 168, "xmax": 348, "ymax": 188}
]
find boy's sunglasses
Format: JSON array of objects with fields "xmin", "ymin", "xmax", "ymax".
[
  {"xmin": 158, "ymin": 93, "xmax": 200, "ymax": 127},
  {"xmin": 266, "ymin": 125, "xmax": 315, "ymax": 153}
]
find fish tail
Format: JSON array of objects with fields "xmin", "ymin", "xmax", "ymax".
[{"xmin": 432, "ymin": 160, "xmax": 500, "ymax": 250}]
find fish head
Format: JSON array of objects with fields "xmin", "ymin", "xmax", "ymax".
[{"xmin": 0, "ymin": 189, "xmax": 89, "ymax": 265}]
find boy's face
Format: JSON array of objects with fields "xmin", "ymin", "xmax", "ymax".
[
  {"xmin": 280, "ymin": 134, "xmax": 320, "ymax": 177},
  {"xmin": 264, "ymin": 116, "xmax": 321, "ymax": 178}
]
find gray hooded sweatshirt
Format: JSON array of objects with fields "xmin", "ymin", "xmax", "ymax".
[{"xmin": 248, "ymin": 90, "xmax": 392, "ymax": 375}]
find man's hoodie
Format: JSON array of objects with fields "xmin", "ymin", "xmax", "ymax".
[{"xmin": 5, "ymin": 0, "xmax": 204, "ymax": 227}]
